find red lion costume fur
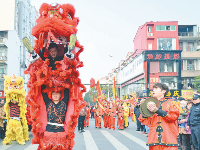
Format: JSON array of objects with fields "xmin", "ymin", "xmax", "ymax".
[{"xmin": 25, "ymin": 3, "xmax": 86, "ymax": 150}]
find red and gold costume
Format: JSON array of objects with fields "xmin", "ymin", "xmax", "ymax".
[
  {"xmin": 117, "ymin": 104, "xmax": 124, "ymax": 130},
  {"xmin": 107, "ymin": 107, "xmax": 112, "ymax": 129},
  {"xmin": 139, "ymin": 98, "xmax": 180, "ymax": 150},
  {"xmin": 25, "ymin": 3, "xmax": 86, "ymax": 150},
  {"xmin": 130, "ymin": 105, "xmax": 135, "ymax": 121},
  {"xmin": 110, "ymin": 103, "xmax": 116, "ymax": 130},
  {"xmin": 94, "ymin": 104, "xmax": 101, "ymax": 128},
  {"xmin": 84, "ymin": 107, "xmax": 90, "ymax": 127},
  {"xmin": 103, "ymin": 105, "xmax": 109, "ymax": 128}
]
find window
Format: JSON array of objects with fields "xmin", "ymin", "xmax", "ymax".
[
  {"xmin": 161, "ymin": 26, "xmax": 165, "ymax": 31},
  {"xmin": 186, "ymin": 42, "xmax": 194, "ymax": 51},
  {"xmin": 148, "ymin": 43, "xmax": 152, "ymax": 50},
  {"xmin": 156, "ymin": 25, "xmax": 176, "ymax": 31},
  {"xmin": 171, "ymin": 25, "xmax": 176, "ymax": 31},
  {"xmin": 156, "ymin": 26, "xmax": 160, "ymax": 31},
  {"xmin": 159, "ymin": 77, "xmax": 177, "ymax": 89},
  {"xmin": 166, "ymin": 26, "xmax": 170, "ymax": 31},
  {"xmin": 179, "ymin": 42, "xmax": 183, "ymax": 50},
  {"xmin": 159, "ymin": 61, "xmax": 175, "ymax": 72},
  {"xmin": 0, "ymin": 68, "xmax": 4, "ymax": 73},
  {"xmin": 0, "ymin": 31, "xmax": 5, "ymax": 37},
  {"xmin": 187, "ymin": 60, "xmax": 195, "ymax": 70},
  {"xmin": 147, "ymin": 26, "xmax": 151, "ymax": 32},
  {"xmin": 157, "ymin": 38, "xmax": 176, "ymax": 50}
]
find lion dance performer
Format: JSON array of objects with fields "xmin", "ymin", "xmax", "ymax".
[
  {"xmin": 117, "ymin": 102, "xmax": 124, "ymax": 130},
  {"xmin": 94, "ymin": 103, "xmax": 101, "ymax": 128},
  {"xmin": 23, "ymin": 3, "xmax": 86, "ymax": 150},
  {"xmin": 139, "ymin": 83, "xmax": 180, "ymax": 150},
  {"xmin": 110, "ymin": 102, "xmax": 116, "ymax": 130},
  {"xmin": 84, "ymin": 105, "xmax": 90, "ymax": 127},
  {"xmin": 2, "ymin": 75, "xmax": 30, "ymax": 145},
  {"xmin": 123, "ymin": 103, "xmax": 129, "ymax": 128}
]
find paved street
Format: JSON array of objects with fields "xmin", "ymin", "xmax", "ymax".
[{"xmin": 0, "ymin": 118, "xmax": 148, "ymax": 150}]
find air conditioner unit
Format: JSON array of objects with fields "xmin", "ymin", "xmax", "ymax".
[
  {"xmin": 147, "ymin": 33, "xmax": 153, "ymax": 36},
  {"xmin": 196, "ymin": 45, "xmax": 200, "ymax": 51}
]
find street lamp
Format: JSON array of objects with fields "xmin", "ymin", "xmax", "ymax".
[{"xmin": 109, "ymin": 55, "xmax": 122, "ymax": 100}]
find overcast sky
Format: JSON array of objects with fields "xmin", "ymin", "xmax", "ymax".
[{"xmin": 31, "ymin": 0, "xmax": 200, "ymax": 91}]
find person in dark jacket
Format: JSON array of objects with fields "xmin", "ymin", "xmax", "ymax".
[
  {"xmin": 31, "ymin": 37, "xmax": 74, "ymax": 70},
  {"xmin": 187, "ymin": 94, "xmax": 200, "ymax": 150},
  {"xmin": 134, "ymin": 100, "xmax": 143, "ymax": 131},
  {"xmin": 90, "ymin": 104, "xmax": 94, "ymax": 119}
]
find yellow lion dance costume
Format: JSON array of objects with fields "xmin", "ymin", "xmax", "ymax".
[{"xmin": 2, "ymin": 75, "xmax": 29, "ymax": 145}]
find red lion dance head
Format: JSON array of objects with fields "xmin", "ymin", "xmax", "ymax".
[{"xmin": 25, "ymin": 3, "xmax": 86, "ymax": 150}]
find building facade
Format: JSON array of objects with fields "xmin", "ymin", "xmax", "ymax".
[
  {"xmin": 0, "ymin": 0, "xmax": 39, "ymax": 93},
  {"xmin": 117, "ymin": 21, "xmax": 194, "ymax": 99},
  {"xmin": 178, "ymin": 25, "xmax": 200, "ymax": 89}
]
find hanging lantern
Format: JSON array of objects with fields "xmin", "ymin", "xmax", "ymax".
[{"xmin": 90, "ymin": 78, "xmax": 95, "ymax": 88}]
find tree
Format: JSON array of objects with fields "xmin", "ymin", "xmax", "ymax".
[
  {"xmin": 194, "ymin": 75, "xmax": 200, "ymax": 92},
  {"xmin": 83, "ymin": 84, "xmax": 118, "ymax": 104}
]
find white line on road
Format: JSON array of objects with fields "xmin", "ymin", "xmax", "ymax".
[
  {"xmin": 24, "ymin": 144, "xmax": 39, "ymax": 150},
  {"xmin": 100, "ymin": 130, "xmax": 129, "ymax": 150},
  {"xmin": 118, "ymin": 131, "xmax": 148, "ymax": 150},
  {"xmin": 83, "ymin": 130, "xmax": 98, "ymax": 150},
  {"xmin": 0, "ymin": 143, "xmax": 13, "ymax": 150}
]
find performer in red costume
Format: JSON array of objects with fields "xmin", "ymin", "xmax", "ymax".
[
  {"xmin": 117, "ymin": 102, "xmax": 124, "ymax": 130},
  {"xmin": 139, "ymin": 83, "xmax": 180, "ymax": 150},
  {"xmin": 110, "ymin": 102, "xmax": 116, "ymax": 130},
  {"xmin": 103, "ymin": 103, "xmax": 108, "ymax": 128},
  {"xmin": 24, "ymin": 3, "xmax": 86, "ymax": 150},
  {"xmin": 107, "ymin": 104, "xmax": 112, "ymax": 129},
  {"xmin": 94, "ymin": 103, "xmax": 101, "ymax": 128},
  {"xmin": 84, "ymin": 105, "xmax": 90, "ymax": 127}
]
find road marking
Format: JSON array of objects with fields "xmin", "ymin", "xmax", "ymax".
[
  {"xmin": 100, "ymin": 130, "xmax": 129, "ymax": 150},
  {"xmin": 118, "ymin": 131, "xmax": 148, "ymax": 150},
  {"xmin": 0, "ymin": 144, "xmax": 13, "ymax": 150},
  {"xmin": 83, "ymin": 130, "xmax": 98, "ymax": 150},
  {"xmin": 24, "ymin": 144, "xmax": 39, "ymax": 150}
]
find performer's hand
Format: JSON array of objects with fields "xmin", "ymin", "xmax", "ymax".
[
  {"xmin": 186, "ymin": 126, "xmax": 190, "ymax": 130},
  {"xmin": 43, "ymin": 39, "xmax": 48, "ymax": 47},
  {"xmin": 147, "ymin": 103, "xmax": 157, "ymax": 112},
  {"xmin": 60, "ymin": 36, "xmax": 67, "ymax": 45}
]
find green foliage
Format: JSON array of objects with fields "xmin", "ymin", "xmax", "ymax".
[
  {"xmin": 83, "ymin": 84, "xmax": 118, "ymax": 104},
  {"xmin": 194, "ymin": 75, "xmax": 200, "ymax": 92}
]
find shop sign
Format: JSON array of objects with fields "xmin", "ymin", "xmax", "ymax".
[
  {"xmin": 118, "ymin": 54, "xmax": 144, "ymax": 84},
  {"xmin": 144, "ymin": 50, "xmax": 181, "ymax": 61},
  {"xmin": 148, "ymin": 90, "xmax": 181, "ymax": 97},
  {"xmin": 150, "ymin": 72, "xmax": 178, "ymax": 76},
  {"xmin": 182, "ymin": 90, "xmax": 194, "ymax": 98},
  {"xmin": 149, "ymin": 75, "xmax": 159, "ymax": 90}
]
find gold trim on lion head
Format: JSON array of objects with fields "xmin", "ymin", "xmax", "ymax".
[{"xmin": 4, "ymin": 74, "xmax": 25, "ymax": 98}]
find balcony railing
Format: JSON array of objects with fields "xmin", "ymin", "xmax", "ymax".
[{"xmin": 178, "ymin": 32, "xmax": 193, "ymax": 36}]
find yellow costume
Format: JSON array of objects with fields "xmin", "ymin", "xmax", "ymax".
[
  {"xmin": 123, "ymin": 104, "xmax": 129, "ymax": 128},
  {"xmin": 2, "ymin": 75, "xmax": 29, "ymax": 145}
]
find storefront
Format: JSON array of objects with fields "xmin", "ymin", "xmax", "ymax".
[
  {"xmin": 144, "ymin": 50, "xmax": 182, "ymax": 97},
  {"xmin": 118, "ymin": 53, "xmax": 144, "ymax": 99}
]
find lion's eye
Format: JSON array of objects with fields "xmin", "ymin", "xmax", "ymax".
[{"xmin": 67, "ymin": 14, "xmax": 72, "ymax": 20}]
